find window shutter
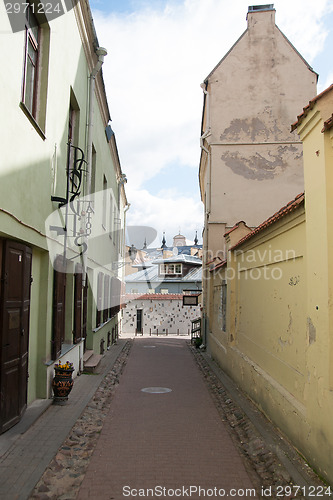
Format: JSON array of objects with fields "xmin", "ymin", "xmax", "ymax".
[
  {"xmin": 52, "ymin": 256, "xmax": 67, "ymax": 360},
  {"xmin": 73, "ymin": 264, "xmax": 82, "ymax": 343}
]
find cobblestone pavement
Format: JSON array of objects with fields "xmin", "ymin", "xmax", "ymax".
[{"xmin": 28, "ymin": 338, "xmax": 328, "ymax": 500}]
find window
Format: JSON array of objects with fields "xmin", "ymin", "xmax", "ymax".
[
  {"xmin": 73, "ymin": 264, "xmax": 82, "ymax": 343},
  {"xmin": 96, "ymin": 272, "xmax": 103, "ymax": 328},
  {"xmin": 159, "ymin": 263, "xmax": 182, "ymax": 275},
  {"xmin": 102, "ymin": 176, "xmax": 107, "ymax": 229},
  {"xmin": 22, "ymin": 5, "xmax": 39, "ymax": 116},
  {"xmin": 52, "ymin": 256, "xmax": 67, "ymax": 359},
  {"xmin": 221, "ymin": 282, "xmax": 227, "ymax": 331},
  {"xmin": 109, "ymin": 194, "xmax": 114, "ymax": 239},
  {"xmin": 68, "ymin": 94, "xmax": 80, "ymax": 191},
  {"xmin": 91, "ymin": 146, "xmax": 96, "ymax": 195},
  {"xmin": 21, "ymin": 2, "xmax": 50, "ymax": 136},
  {"xmin": 103, "ymin": 275, "xmax": 110, "ymax": 323}
]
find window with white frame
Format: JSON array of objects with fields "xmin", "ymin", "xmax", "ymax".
[{"xmin": 159, "ymin": 263, "xmax": 182, "ymax": 275}]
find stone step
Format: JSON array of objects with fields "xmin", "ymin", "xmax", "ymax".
[
  {"xmin": 83, "ymin": 350, "xmax": 94, "ymax": 364},
  {"xmin": 84, "ymin": 353, "xmax": 103, "ymax": 373}
]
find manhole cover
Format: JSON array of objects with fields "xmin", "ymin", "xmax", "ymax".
[{"xmin": 141, "ymin": 387, "xmax": 172, "ymax": 394}]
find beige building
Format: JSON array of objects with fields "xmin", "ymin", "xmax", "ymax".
[
  {"xmin": 199, "ymin": 4, "xmax": 317, "ymax": 261},
  {"xmin": 207, "ymin": 83, "xmax": 333, "ymax": 485},
  {"xmin": 199, "ymin": 3, "xmax": 318, "ymax": 342}
]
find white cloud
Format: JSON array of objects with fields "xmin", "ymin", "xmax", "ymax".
[
  {"xmin": 318, "ymin": 71, "xmax": 333, "ymax": 93},
  {"xmin": 92, "ymin": 0, "xmax": 332, "ymax": 242},
  {"xmin": 125, "ymin": 185, "xmax": 203, "ymax": 247},
  {"xmin": 276, "ymin": 0, "xmax": 333, "ymax": 62}
]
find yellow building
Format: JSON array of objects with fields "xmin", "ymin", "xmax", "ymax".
[{"xmin": 207, "ymin": 84, "xmax": 333, "ymax": 484}]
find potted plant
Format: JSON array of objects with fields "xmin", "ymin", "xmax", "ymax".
[
  {"xmin": 52, "ymin": 360, "xmax": 74, "ymax": 404},
  {"xmin": 194, "ymin": 336, "xmax": 203, "ymax": 348}
]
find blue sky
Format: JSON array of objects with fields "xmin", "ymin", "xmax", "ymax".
[{"xmin": 90, "ymin": 0, "xmax": 333, "ymax": 248}]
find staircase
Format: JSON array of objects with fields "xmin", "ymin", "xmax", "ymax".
[{"xmin": 83, "ymin": 350, "xmax": 103, "ymax": 373}]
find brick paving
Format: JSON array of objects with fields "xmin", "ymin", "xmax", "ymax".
[
  {"xmin": 76, "ymin": 338, "xmax": 258, "ymax": 499},
  {"xmin": 0, "ymin": 340, "xmax": 128, "ymax": 500}
]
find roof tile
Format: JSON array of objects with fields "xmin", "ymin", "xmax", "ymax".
[
  {"xmin": 124, "ymin": 293, "xmax": 185, "ymax": 301},
  {"xmin": 291, "ymin": 84, "xmax": 333, "ymax": 131},
  {"xmin": 230, "ymin": 192, "xmax": 304, "ymax": 250}
]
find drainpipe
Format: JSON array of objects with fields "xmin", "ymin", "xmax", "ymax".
[
  {"xmin": 83, "ymin": 47, "xmax": 107, "ymax": 284},
  {"xmin": 86, "ymin": 47, "xmax": 108, "ymax": 198},
  {"xmin": 113, "ymin": 175, "xmax": 128, "ymax": 276},
  {"xmin": 200, "ymin": 82, "xmax": 211, "ymax": 347}
]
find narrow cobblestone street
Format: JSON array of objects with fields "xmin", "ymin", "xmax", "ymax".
[{"xmin": 0, "ymin": 337, "xmax": 328, "ymax": 500}]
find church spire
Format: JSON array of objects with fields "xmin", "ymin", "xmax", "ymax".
[{"xmin": 161, "ymin": 232, "xmax": 167, "ymax": 249}]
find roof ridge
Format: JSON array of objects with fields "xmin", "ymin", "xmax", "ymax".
[
  {"xmin": 291, "ymin": 84, "xmax": 333, "ymax": 131},
  {"xmin": 230, "ymin": 192, "xmax": 305, "ymax": 250}
]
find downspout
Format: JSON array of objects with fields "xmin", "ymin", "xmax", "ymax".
[
  {"xmin": 200, "ymin": 82, "xmax": 211, "ymax": 347},
  {"xmin": 86, "ymin": 46, "xmax": 108, "ymax": 198},
  {"xmin": 115, "ymin": 174, "xmax": 128, "ymax": 274},
  {"xmin": 83, "ymin": 47, "xmax": 107, "ymax": 284}
]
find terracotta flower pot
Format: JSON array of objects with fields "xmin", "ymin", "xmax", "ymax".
[{"xmin": 52, "ymin": 367, "xmax": 74, "ymax": 404}]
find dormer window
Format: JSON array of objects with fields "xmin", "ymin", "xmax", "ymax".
[{"xmin": 160, "ymin": 263, "xmax": 182, "ymax": 275}]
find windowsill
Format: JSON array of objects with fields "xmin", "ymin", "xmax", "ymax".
[
  {"xmin": 45, "ymin": 341, "xmax": 83, "ymax": 366},
  {"xmin": 19, "ymin": 102, "xmax": 46, "ymax": 140},
  {"xmin": 93, "ymin": 317, "xmax": 113, "ymax": 333}
]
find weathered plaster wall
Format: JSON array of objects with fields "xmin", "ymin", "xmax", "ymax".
[
  {"xmin": 204, "ymin": 8, "xmax": 317, "ymax": 230},
  {"xmin": 208, "ymin": 90, "xmax": 333, "ymax": 484},
  {"xmin": 209, "ymin": 207, "xmax": 310, "ymax": 473}
]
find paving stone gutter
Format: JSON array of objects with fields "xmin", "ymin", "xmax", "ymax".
[{"xmin": 29, "ymin": 340, "xmax": 330, "ymax": 500}]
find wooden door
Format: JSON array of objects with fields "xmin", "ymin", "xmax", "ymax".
[{"xmin": 0, "ymin": 240, "xmax": 32, "ymax": 434}]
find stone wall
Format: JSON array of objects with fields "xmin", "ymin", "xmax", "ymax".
[{"xmin": 122, "ymin": 294, "xmax": 200, "ymax": 335}]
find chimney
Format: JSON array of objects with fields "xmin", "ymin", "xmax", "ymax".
[{"xmin": 247, "ymin": 4, "xmax": 276, "ymax": 29}]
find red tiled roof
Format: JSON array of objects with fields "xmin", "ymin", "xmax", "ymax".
[
  {"xmin": 291, "ymin": 84, "xmax": 333, "ymax": 132},
  {"xmin": 206, "ymin": 256, "xmax": 223, "ymax": 266},
  {"xmin": 223, "ymin": 221, "xmax": 247, "ymax": 237},
  {"xmin": 209, "ymin": 259, "xmax": 227, "ymax": 273},
  {"xmin": 124, "ymin": 293, "xmax": 185, "ymax": 301},
  {"xmin": 322, "ymin": 114, "xmax": 333, "ymax": 132},
  {"xmin": 230, "ymin": 193, "xmax": 305, "ymax": 251}
]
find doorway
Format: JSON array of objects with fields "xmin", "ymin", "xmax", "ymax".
[
  {"xmin": 136, "ymin": 309, "xmax": 143, "ymax": 334},
  {"xmin": 0, "ymin": 239, "xmax": 32, "ymax": 434}
]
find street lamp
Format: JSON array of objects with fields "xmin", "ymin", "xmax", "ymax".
[
  {"xmin": 112, "ymin": 244, "xmax": 137, "ymax": 269},
  {"xmin": 128, "ymin": 244, "xmax": 137, "ymax": 263}
]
